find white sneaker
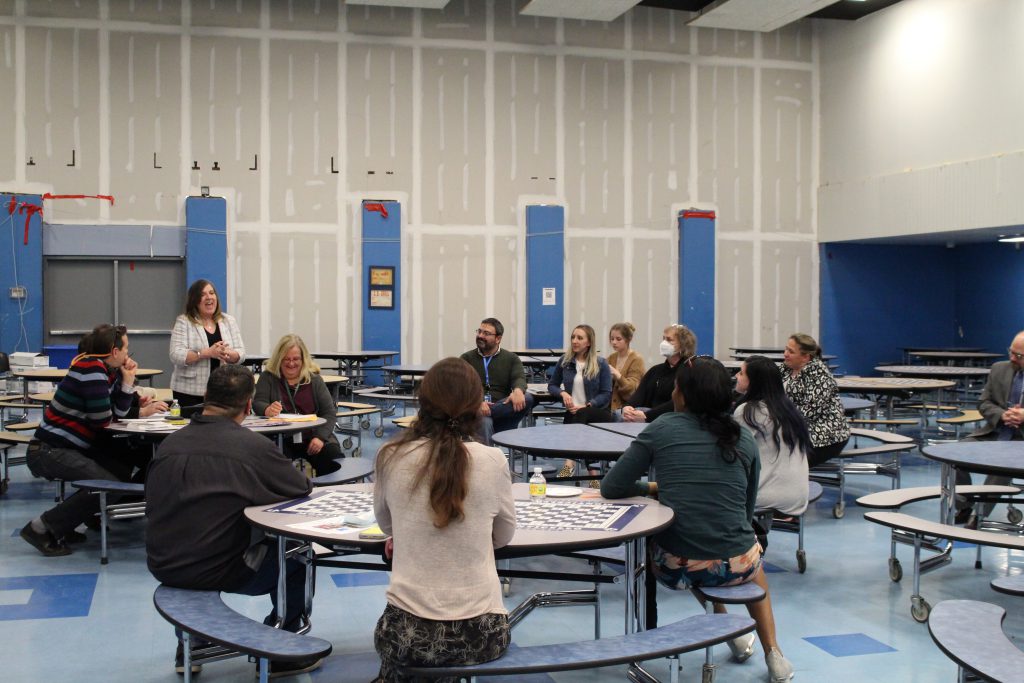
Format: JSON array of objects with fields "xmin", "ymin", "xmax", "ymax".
[
  {"xmin": 728, "ymin": 632, "xmax": 756, "ymax": 662},
  {"xmin": 766, "ymin": 648, "xmax": 794, "ymax": 682}
]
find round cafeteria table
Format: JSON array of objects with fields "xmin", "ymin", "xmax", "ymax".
[
  {"xmin": 923, "ymin": 441, "xmax": 1024, "ymax": 525},
  {"xmin": 841, "ymin": 396, "xmax": 875, "ymax": 413},
  {"xmin": 907, "ymin": 351, "xmax": 1001, "ymax": 364},
  {"xmin": 12, "ymin": 367, "xmax": 162, "ymax": 398},
  {"xmin": 492, "ymin": 423, "xmax": 635, "ymax": 480},
  {"xmin": 875, "ymin": 365, "xmax": 991, "ymax": 379},
  {"xmin": 838, "ymin": 376, "xmax": 956, "ymax": 422},
  {"xmin": 245, "ymin": 482, "xmax": 673, "ymax": 635}
]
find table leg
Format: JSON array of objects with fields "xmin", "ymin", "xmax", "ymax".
[
  {"xmin": 939, "ymin": 463, "xmax": 956, "ymax": 524},
  {"xmin": 274, "ymin": 535, "xmax": 287, "ymax": 628}
]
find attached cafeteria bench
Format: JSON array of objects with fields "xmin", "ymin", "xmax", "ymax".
[
  {"xmin": 864, "ymin": 511, "xmax": 1024, "ymax": 622},
  {"xmin": 69, "ymin": 479, "xmax": 145, "ymax": 564},
  {"xmin": 400, "ymin": 612, "xmax": 755, "ymax": 683},
  {"xmin": 153, "ymin": 585, "xmax": 333, "ymax": 683},
  {"xmin": 928, "ymin": 599, "xmax": 1024, "ymax": 683}
]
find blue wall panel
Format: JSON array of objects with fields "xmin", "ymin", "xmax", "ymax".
[
  {"xmin": 819, "ymin": 243, "xmax": 957, "ymax": 375},
  {"xmin": 361, "ymin": 201, "xmax": 401, "ymax": 381},
  {"xmin": 526, "ymin": 205, "xmax": 564, "ymax": 349},
  {"xmin": 953, "ymin": 242, "xmax": 1024, "ymax": 352},
  {"xmin": 184, "ymin": 197, "xmax": 227, "ymax": 298},
  {"xmin": 0, "ymin": 194, "xmax": 44, "ymax": 353},
  {"xmin": 678, "ymin": 211, "xmax": 715, "ymax": 354}
]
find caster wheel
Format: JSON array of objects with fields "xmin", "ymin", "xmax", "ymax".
[
  {"xmin": 833, "ymin": 502, "xmax": 845, "ymax": 519},
  {"xmin": 796, "ymin": 550, "xmax": 807, "ymax": 574},
  {"xmin": 374, "ymin": 426, "xmax": 384, "ymax": 438},
  {"xmin": 352, "ymin": 448, "xmax": 361, "ymax": 458},
  {"xmin": 342, "ymin": 438, "xmax": 353, "ymax": 449},
  {"xmin": 911, "ymin": 596, "xmax": 931, "ymax": 623},
  {"xmin": 1009, "ymin": 507, "xmax": 1023, "ymax": 525},
  {"xmin": 889, "ymin": 558, "xmax": 903, "ymax": 583},
  {"xmin": 360, "ymin": 419, "xmax": 371, "ymax": 429}
]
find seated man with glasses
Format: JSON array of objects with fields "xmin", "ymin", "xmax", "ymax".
[
  {"xmin": 460, "ymin": 318, "xmax": 534, "ymax": 445},
  {"xmin": 955, "ymin": 331, "xmax": 1024, "ymax": 528},
  {"xmin": 21, "ymin": 323, "xmax": 139, "ymax": 556}
]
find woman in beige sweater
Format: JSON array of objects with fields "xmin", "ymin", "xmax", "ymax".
[
  {"xmin": 373, "ymin": 357, "xmax": 516, "ymax": 683},
  {"xmin": 608, "ymin": 322, "xmax": 646, "ymax": 411}
]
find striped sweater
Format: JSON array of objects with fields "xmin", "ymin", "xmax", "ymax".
[{"xmin": 35, "ymin": 355, "xmax": 135, "ymax": 452}]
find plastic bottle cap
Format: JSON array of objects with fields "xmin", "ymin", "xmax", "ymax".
[{"xmin": 533, "ymin": 467, "xmax": 542, "ymax": 474}]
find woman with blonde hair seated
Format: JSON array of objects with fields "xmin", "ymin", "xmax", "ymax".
[{"xmin": 252, "ymin": 334, "xmax": 342, "ymax": 476}]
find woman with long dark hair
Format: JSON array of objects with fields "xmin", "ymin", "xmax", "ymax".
[
  {"xmin": 601, "ymin": 357, "xmax": 794, "ymax": 682},
  {"xmin": 373, "ymin": 358, "xmax": 516, "ymax": 683},
  {"xmin": 735, "ymin": 356, "xmax": 811, "ymax": 516}
]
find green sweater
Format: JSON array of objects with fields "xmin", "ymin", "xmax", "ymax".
[
  {"xmin": 600, "ymin": 411, "xmax": 760, "ymax": 560},
  {"xmin": 459, "ymin": 348, "xmax": 527, "ymax": 401}
]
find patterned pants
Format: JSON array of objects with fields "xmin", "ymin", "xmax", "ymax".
[{"xmin": 374, "ymin": 603, "xmax": 510, "ymax": 683}]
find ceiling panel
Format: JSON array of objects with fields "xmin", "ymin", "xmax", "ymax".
[
  {"xmin": 520, "ymin": 0, "xmax": 643, "ymax": 22},
  {"xmin": 345, "ymin": 0, "xmax": 450, "ymax": 8},
  {"xmin": 687, "ymin": 0, "xmax": 836, "ymax": 32}
]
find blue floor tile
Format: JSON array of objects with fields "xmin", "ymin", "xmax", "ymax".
[
  {"xmin": 0, "ymin": 573, "xmax": 98, "ymax": 621},
  {"xmin": 804, "ymin": 633, "xmax": 898, "ymax": 657},
  {"xmin": 331, "ymin": 571, "xmax": 390, "ymax": 588}
]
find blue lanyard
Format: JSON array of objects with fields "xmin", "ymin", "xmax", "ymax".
[{"xmin": 482, "ymin": 355, "xmax": 493, "ymax": 389}]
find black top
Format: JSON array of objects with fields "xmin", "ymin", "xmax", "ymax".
[
  {"xmin": 625, "ymin": 359, "xmax": 680, "ymax": 423},
  {"xmin": 145, "ymin": 414, "xmax": 311, "ymax": 590},
  {"xmin": 205, "ymin": 327, "xmax": 223, "ymax": 373}
]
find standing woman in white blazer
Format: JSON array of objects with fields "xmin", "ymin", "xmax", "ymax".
[{"xmin": 169, "ymin": 279, "xmax": 246, "ymax": 407}]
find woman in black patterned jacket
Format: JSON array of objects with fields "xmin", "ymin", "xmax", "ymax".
[{"xmin": 781, "ymin": 333, "xmax": 849, "ymax": 467}]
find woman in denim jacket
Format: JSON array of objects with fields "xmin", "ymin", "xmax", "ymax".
[{"xmin": 547, "ymin": 324, "xmax": 612, "ymax": 482}]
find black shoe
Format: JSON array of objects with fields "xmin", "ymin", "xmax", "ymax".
[
  {"xmin": 268, "ymin": 656, "xmax": 323, "ymax": 678},
  {"xmin": 174, "ymin": 641, "xmax": 203, "ymax": 675},
  {"xmin": 63, "ymin": 529, "xmax": 88, "ymax": 544},
  {"xmin": 20, "ymin": 523, "xmax": 71, "ymax": 557},
  {"xmin": 954, "ymin": 508, "xmax": 973, "ymax": 525}
]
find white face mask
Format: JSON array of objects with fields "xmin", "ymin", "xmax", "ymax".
[{"xmin": 659, "ymin": 340, "xmax": 676, "ymax": 358}]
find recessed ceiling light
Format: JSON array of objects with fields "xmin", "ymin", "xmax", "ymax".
[{"xmin": 998, "ymin": 235, "xmax": 1024, "ymax": 243}]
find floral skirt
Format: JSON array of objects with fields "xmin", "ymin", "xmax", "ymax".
[
  {"xmin": 650, "ymin": 541, "xmax": 763, "ymax": 591},
  {"xmin": 374, "ymin": 603, "xmax": 510, "ymax": 683}
]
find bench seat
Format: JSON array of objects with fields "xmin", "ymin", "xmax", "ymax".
[
  {"xmin": 864, "ymin": 511, "xmax": 1024, "ymax": 622},
  {"xmin": 856, "ymin": 484, "xmax": 1020, "ymax": 510},
  {"xmin": 849, "ymin": 427, "xmax": 916, "ymax": 444},
  {"xmin": 928, "ymin": 600, "xmax": 1024, "ymax": 683},
  {"xmin": 990, "ymin": 574, "xmax": 1024, "ymax": 597},
  {"xmin": 401, "ymin": 613, "xmax": 754, "ymax": 679},
  {"xmin": 70, "ymin": 480, "xmax": 145, "ymax": 564},
  {"xmin": 153, "ymin": 586, "xmax": 332, "ymax": 683}
]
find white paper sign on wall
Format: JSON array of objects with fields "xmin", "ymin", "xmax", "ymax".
[{"xmin": 542, "ymin": 288, "xmax": 556, "ymax": 306}]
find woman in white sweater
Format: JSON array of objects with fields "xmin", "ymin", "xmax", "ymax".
[
  {"xmin": 734, "ymin": 355, "xmax": 811, "ymax": 516},
  {"xmin": 168, "ymin": 279, "xmax": 246, "ymax": 406},
  {"xmin": 373, "ymin": 357, "xmax": 516, "ymax": 683}
]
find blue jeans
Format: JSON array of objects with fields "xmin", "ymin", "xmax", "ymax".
[{"xmin": 479, "ymin": 393, "xmax": 535, "ymax": 445}]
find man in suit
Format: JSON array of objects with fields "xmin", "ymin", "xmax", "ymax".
[{"xmin": 957, "ymin": 331, "xmax": 1024, "ymax": 528}]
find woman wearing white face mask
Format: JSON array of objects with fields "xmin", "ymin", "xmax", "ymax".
[{"xmin": 621, "ymin": 324, "xmax": 697, "ymax": 424}]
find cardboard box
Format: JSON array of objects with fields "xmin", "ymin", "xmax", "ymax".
[{"xmin": 10, "ymin": 352, "xmax": 50, "ymax": 368}]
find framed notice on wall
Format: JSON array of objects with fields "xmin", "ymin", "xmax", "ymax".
[{"xmin": 368, "ymin": 266, "xmax": 395, "ymax": 309}]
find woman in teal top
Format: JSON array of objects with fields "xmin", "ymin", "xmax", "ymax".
[{"xmin": 601, "ymin": 357, "xmax": 794, "ymax": 683}]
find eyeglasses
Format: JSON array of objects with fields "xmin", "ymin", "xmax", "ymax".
[
  {"xmin": 1009, "ymin": 349, "xmax": 1024, "ymax": 361},
  {"xmin": 684, "ymin": 354, "xmax": 714, "ymax": 368},
  {"xmin": 475, "ymin": 329, "xmax": 497, "ymax": 338}
]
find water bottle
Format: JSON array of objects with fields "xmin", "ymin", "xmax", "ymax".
[
  {"xmin": 529, "ymin": 467, "xmax": 547, "ymax": 501},
  {"xmin": 169, "ymin": 399, "xmax": 181, "ymax": 418}
]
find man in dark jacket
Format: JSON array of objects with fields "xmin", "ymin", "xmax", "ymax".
[{"xmin": 146, "ymin": 364, "xmax": 316, "ymax": 676}]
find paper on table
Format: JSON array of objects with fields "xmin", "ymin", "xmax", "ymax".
[
  {"xmin": 288, "ymin": 515, "xmax": 376, "ymax": 537},
  {"xmin": 277, "ymin": 413, "xmax": 318, "ymax": 422}
]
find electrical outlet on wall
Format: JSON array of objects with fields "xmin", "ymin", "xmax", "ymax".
[{"xmin": 9, "ymin": 286, "xmax": 26, "ymax": 299}]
